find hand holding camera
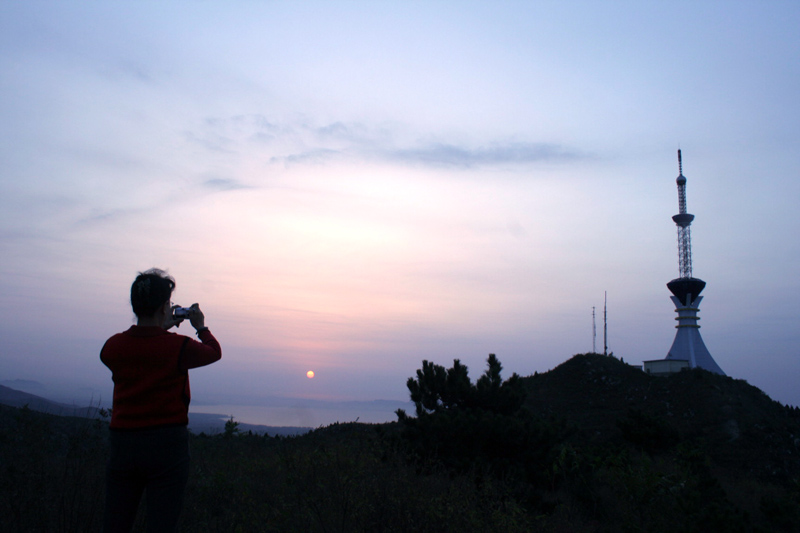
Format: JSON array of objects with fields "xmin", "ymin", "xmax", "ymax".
[{"xmin": 171, "ymin": 303, "xmax": 206, "ymax": 331}]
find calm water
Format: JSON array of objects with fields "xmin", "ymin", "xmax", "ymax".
[{"xmin": 191, "ymin": 400, "xmax": 412, "ymax": 429}]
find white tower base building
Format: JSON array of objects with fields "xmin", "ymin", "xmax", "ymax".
[{"xmin": 664, "ymin": 293, "xmax": 724, "ymax": 375}]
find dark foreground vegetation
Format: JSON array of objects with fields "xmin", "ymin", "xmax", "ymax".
[{"xmin": 2, "ymin": 353, "xmax": 799, "ymax": 532}]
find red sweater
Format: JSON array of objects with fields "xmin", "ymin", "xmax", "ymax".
[{"xmin": 101, "ymin": 326, "xmax": 222, "ymax": 429}]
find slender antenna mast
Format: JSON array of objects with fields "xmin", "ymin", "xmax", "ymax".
[
  {"xmin": 592, "ymin": 306, "xmax": 597, "ymax": 353},
  {"xmin": 673, "ymin": 149, "xmax": 694, "ymax": 279},
  {"xmin": 603, "ymin": 291, "xmax": 608, "ymax": 356}
]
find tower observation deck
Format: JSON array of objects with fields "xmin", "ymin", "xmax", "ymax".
[{"xmin": 663, "ymin": 150, "xmax": 725, "ymax": 375}]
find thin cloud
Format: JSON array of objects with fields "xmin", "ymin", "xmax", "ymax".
[
  {"xmin": 73, "ymin": 178, "xmax": 249, "ymax": 227},
  {"xmin": 190, "ymin": 114, "xmax": 588, "ymax": 170},
  {"xmin": 271, "ymin": 139, "xmax": 586, "ymax": 169},
  {"xmin": 271, "ymin": 148, "xmax": 343, "ymax": 166},
  {"xmin": 315, "ymin": 121, "xmax": 352, "ymax": 138},
  {"xmin": 183, "ymin": 131, "xmax": 237, "ymax": 154},
  {"xmin": 99, "ymin": 59, "xmax": 155, "ymax": 84},
  {"xmin": 384, "ymin": 141, "xmax": 584, "ymax": 168},
  {"xmin": 75, "ymin": 205, "xmax": 152, "ymax": 225},
  {"xmin": 201, "ymin": 178, "xmax": 251, "ymax": 191}
]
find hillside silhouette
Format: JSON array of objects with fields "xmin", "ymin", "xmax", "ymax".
[
  {"xmin": 523, "ymin": 353, "xmax": 800, "ymax": 483},
  {"xmin": 0, "ymin": 383, "xmax": 102, "ymax": 418},
  {"xmin": 1, "ymin": 352, "xmax": 799, "ymax": 532}
]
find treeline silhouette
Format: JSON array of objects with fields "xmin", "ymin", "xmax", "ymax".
[{"xmin": 1, "ymin": 353, "xmax": 799, "ymax": 532}]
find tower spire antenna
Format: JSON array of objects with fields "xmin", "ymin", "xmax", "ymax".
[
  {"xmin": 603, "ymin": 291, "xmax": 608, "ymax": 356},
  {"xmin": 672, "ymin": 149, "xmax": 693, "ymax": 277},
  {"xmin": 662, "ymin": 150, "xmax": 725, "ymax": 375}
]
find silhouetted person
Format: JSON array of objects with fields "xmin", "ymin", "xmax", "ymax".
[{"xmin": 101, "ymin": 268, "xmax": 222, "ymax": 532}]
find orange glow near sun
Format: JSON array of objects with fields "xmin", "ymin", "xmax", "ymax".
[{"xmin": 307, "ymin": 370, "xmax": 315, "ymax": 379}]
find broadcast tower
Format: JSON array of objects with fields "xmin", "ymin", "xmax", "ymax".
[{"xmin": 664, "ymin": 150, "xmax": 725, "ymax": 375}]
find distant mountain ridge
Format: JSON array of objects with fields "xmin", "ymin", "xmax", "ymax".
[
  {"xmin": 0, "ymin": 384, "xmax": 309, "ymax": 436},
  {"xmin": 0, "ymin": 379, "xmax": 47, "ymax": 392},
  {"xmin": 0, "ymin": 384, "xmax": 101, "ymax": 418}
]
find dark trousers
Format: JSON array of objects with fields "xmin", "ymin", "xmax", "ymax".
[{"xmin": 103, "ymin": 425, "xmax": 190, "ymax": 533}]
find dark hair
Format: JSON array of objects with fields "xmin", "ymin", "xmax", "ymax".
[{"xmin": 130, "ymin": 268, "xmax": 176, "ymax": 318}]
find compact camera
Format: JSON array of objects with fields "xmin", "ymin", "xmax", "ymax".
[{"xmin": 173, "ymin": 306, "xmax": 193, "ymax": 319}]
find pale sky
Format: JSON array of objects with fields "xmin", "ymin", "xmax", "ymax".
[{"xmin": 1, "ymin": 1, "xmax": 799, "ymax": 424}]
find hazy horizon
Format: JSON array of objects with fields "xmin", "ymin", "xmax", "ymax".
[
  {"xmin": 2, "ymin": 2, "xmax": 799, "ymax": 427},
  {"xmin": 0, "ymin": 377, "xmax": 412, "ymax": 427}
]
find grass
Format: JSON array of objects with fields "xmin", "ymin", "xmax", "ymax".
[{"xmin": 1, "ymin": 353, "xmax": 799, "ymax": 532}]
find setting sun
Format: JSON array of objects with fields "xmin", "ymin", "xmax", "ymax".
[{"xmin": 307, "ymin": 371, "xmax": 315, "ymax": 379}]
